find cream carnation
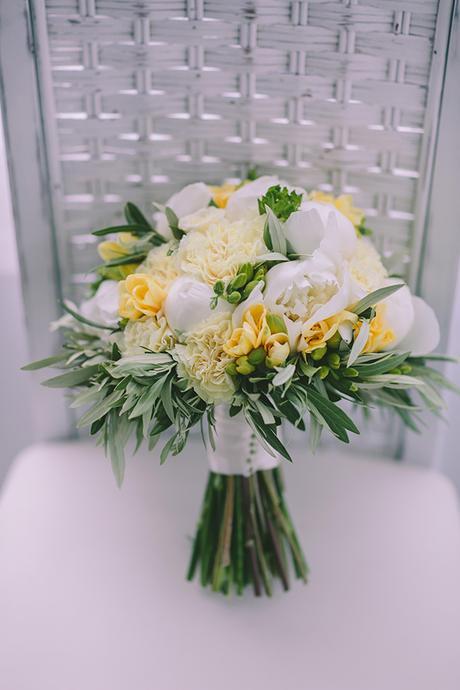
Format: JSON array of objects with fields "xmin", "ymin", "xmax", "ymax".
[
  {"xmin": 177, "ymin": 213, "xmax": 265, "ymax": 285},
  {"xmin": 348, "ymin": 238, "xmax": 387, "ymax": 298},
  {"xmin": 138, "ymin": 242, "xmax": 179, "ymax": 290},
  {"xmin": 122, "ymin": 316, "xmax": 174, "ymax": 355},
  {"xmin": 174, "ymin": 312, "xmax": 235, "ymax": 403},
  {"xmin": 179, "ymin": 206, "xmax": 226, "ymax": 233}
]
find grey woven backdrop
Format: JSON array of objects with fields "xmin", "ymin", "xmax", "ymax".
[{"xmin": 39, "ymin": 0, "xmax": 450, "ymax": 300}]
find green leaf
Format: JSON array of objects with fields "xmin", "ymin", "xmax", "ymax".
[
  {"xmin": 21, "ymin": 353, "xmax": 68, "ymax": 371},
  {"xmin": 256, "ymin": 252, "xmax": 289, "ymax": 263},
  {"xmin": 272, "ymin": 363, "xmax": 296, "ymax": 387},
  {"xmin": 42, "ymin": 365, "xmax": 100, "ymax": 388},
  {"xmin": 160, "ymin": 434, "xmax": 176, "ymax": 465},
  {"xmin": 160, "ymin": 376, "xmax": 175, "ymax": 423},
  {"xmin": 307, "ymin": 388, "xmax": 360, "ymax": 435},
  {"xmin": 347, "ymin": 320, "xmax": 370, "ymax": 366},
  {"xmin": 165, "ymin": 207, "xmax": 185, "ymax": 240},
  {"xmin": 124, "ymin": 202, "xmax": 152, "ymax": 229},
  {"xmin": 61, "ymin": 302, "xmax": 115, "ymax": 331},
  {"xmin": 92, "ymin": 224, "xmax": 152, "ymax": 237},
  {"xmin": 351, "ymin": 283, "xmax": 404, "ymax": 315},
  {"xmin": 77, "ymin": 388, "xmax": 124, "ymax": 428},
  {"xmin": 354, "ymin": 351, "xmax": 409, "ymax": 376},
  {"xmin": 258, "ymin": 185, "xmax": 302, "ymax": 221},
  {"xmin": 102, "ymin": 252, "xmax": 147, "ymax": 267},
  {"xmin": 264, "ymin": 207, "xmax": 287, "ymax": 256}
]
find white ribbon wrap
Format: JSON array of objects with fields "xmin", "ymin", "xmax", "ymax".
[{"xmin": 207, "ymin": 406, "xmax": 281, "ymax": 476}]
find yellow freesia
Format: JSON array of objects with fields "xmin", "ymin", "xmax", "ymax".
[
  {"xmin": 224, "ymin": 304, "xmax": 270, "ymax": 358},
  {"xmin": 265, "ymin": 332, "xmax": 290, "ymax": 367},
  {"xmin": 209, "ymin": 183, "xmax": 239, "ymax": 209},
  {"xmin": 300, "ymin": 310, "xmax": 358, "ymax": 353},
  {"xmin": 119, "ymin": 273, "xmax": 166, "ymax": 320},
  {"xmin": 309, "ymin": 191, "xmax": 365, "ymax": 229},
  {"xmin": 357, "ymin": 304, "xmax": 395, "ymax": 353},
  {"xmin": 98, "ymin": 240, "xmax": 131, "ymax": 262}
]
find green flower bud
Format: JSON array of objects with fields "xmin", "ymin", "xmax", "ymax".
[
  {"xmin": 242, "ymin": 280, "xmax": 259, "ymax": 299},
  {"xmin": 342, "ymin": 367, "xmax": 359, "ymax": 378},
  {"xmin": 236, "ymin": 356, "xmax": 256, "ymax": 375},
  {"xmin": 225, "ymin": 362, "xmax": 238, "ymax": 376},
  {"xmin": 228, "ymin": 273, "xmax": 247, "ymax": 291},
  {"xmin": 349, "ymin": 382, "xmax": 359, "ymax": 393},
  {"xmin": 214, "ymin": 280, "xmax": 225, "ymax": 295},
  {"xmin": 390, "ymin": 367, "xmax": 402, "ymax": 375},
  {"xmin": 311, "ymin": 346, "xmax": 327, "ymax": 361},
  {"xmin": 400, "ymin": 363, "xmax": 412, "ymax": 374},
  {"xmin": 240, "ymin": 262, "xmax": 254, "ymax": 282},
  {"xmin": 327, "ymin": 331, "xmax": 342, "ymax": 349},
  {"xmin": 247, "ymin": 346, "xmax": 266, "ymax": 365},
  {"xmin": 266, "ymin": 313, "xmax": 287, "ymax": 335},
  {"xmin": 227, "ymin": 291, "xmax": 242, "ymax": 304},
  {"xmin": 254, "ymin": 268, "xmax": 267, "ymax": 282},
  {"xmin": 319, "ymin": 365, "xmax": 330, "ymax": 379},
  {"xmin": 327, "ymin": 352, "xmax": 341, "ymax": 369}
]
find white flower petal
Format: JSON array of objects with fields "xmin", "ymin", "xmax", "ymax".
[
  {"xmin": 153, "ymin": 211, "xmax": 172, "ymax": 240},
  {"xmin": 284, "ymin": 209, "xmax": 325, "ymax": 256},
  {"xmin": 154, "ymin": 182, "xmax": 212, "ymax": 240},
  {"xmin": 81, "ymin": 280, "xmax": 119, "ymax": 327},
  {"xmin": 397, "ymin": 296, "xmax": 440, "ymax": 356},
  {"xmin": 379, "ymin": 279, "xmax": 414, "ymax": 349},
  {"xmin": 164, "ymin": 276, "xmax": 231, "ymax": 334},
  {"xmin": 303, "ymin": 264, "xmax": 351, "ymax": 329}
]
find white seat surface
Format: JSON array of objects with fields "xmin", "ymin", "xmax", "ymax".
[{"xmin": 1, "ymin": 440, "xmax": 459, "ymax": 690}]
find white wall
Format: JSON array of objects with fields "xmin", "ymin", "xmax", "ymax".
[{"xmin": 0, "ymin": 112, "xmax": 33, "ymax": 481}]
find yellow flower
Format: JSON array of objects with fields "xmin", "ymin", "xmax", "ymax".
[
  {"xmin": 119, "ymin": 273, "xmax": 166, "ymax": 320},
  {"xmin": 98, "ymin": 240, "xmax": 131, "ymax": 262},
  {"xmin": 224, "ymin": 304, "xmax": 270, "ymax": 358},
  {"xmin": 300, "ymin": 310, "xmax": 358, "ymax": 353},
  {"xmin": 209, "ymin": 183, "xmax": 239, "ymax": 208},
  {"xmin": 100, "ymin": 264, "xmax": 139, "ymax": 281},
  {"xmin": 357, "ymin": 304, "xmax": 395, "ymax": 353},
  {"xmin": 309, "ymin": 191, "xmax": 365, "ymax": 228},
  {"xmin": 265, "ymin": 332, "xmax": 290, "ymax": 366}
]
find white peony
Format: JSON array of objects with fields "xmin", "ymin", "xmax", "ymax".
[
  {"xmin": 371, "ymin": 279, "xmax": 440, "ymax": 355},
  {"xmin": 177, "ymin": 213, "xmax": 265, "ymax": 286},
  {"xmin": 175, "ymin": 312, "xmax": 235, "ymax": 404},
  {"xmin": 284, "ymin": 201, "xmax": 357, "ymax": 261},
  {"xmin": 264, "ymin": 254, "xmax": 352, "ymax": 349},
  {"xmin": 154, "ymin": 182, "xmax": 212, "ymax": 239},
  {"xmin": 163, "ymin": 276, "xmax": 232, "ymax": 336}
]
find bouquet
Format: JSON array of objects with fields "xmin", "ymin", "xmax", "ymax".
[{"xmin": 24, "ymin": 175, "xmax": 457, "ymax": 597}]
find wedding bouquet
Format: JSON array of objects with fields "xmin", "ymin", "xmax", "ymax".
[{"xmin": 24, "ymin": 174, "xmax": 456, "ymax": 597}]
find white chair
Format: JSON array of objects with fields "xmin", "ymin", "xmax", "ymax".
[{"xmin": 1, "ymin": 2, "xmax": 459, "ymax": 688}]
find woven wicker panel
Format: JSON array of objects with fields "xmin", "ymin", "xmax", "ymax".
[{"xmin": 43, "ymin": 0, "xmax": 441, "ymax": 298}]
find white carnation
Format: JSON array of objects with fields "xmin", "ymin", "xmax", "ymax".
[
  {"xmin": 174, "ymin": 312, "xmax": 235, "ymax": 404},
  {"xmin": 137, "ymin": 242, "xmax": 179, "ymax": 290},
  {"xmin": 122, "ymin": 316, "xmax": 174, "ymax": 355},
  {"xmin": 177, "ymin": 213, "xmax": 265, "ymax": 285},
  {"xmin": 348, "ymin": 238, "xmax": 387, "ymax": 299}
]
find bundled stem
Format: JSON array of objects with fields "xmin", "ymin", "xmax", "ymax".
[{"xmin": 187, "ymin": 468, "xmax": 308, "ymax": 596}]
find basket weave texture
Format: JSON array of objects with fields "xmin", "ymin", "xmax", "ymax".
[{"xmin": 45, "ymin": 0, "xmax": 440, "ymax": 294}]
